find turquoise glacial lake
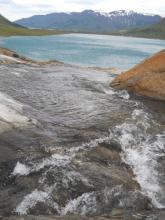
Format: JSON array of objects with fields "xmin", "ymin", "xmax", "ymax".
[{"xmin": 0, "ymin": 33, "xmax": 165, "ymax": 70}]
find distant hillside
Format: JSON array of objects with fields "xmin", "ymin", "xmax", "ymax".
[
  {"xmin": 0, "ymin": 14, "xmax": 63, "ymax": 36},
  {"xmin": 0, "ymin": 14, "xmax": 21, "ymax": 27},
  {"xmin": 15, "ymin": 10, "xmax": 161, "ymax": 33},
  {"xmin": 115, "ymin": 18, "xmax": 165, "ymax": 39}
]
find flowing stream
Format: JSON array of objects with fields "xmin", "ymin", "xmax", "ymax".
[{"xmin": 0, "ymin": 62, "xmax": 164, "ymax": 217}]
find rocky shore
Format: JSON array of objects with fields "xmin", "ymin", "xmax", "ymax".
[
  {"xmin": 0, "ymin": 48, "xmax": 64, "ymax": 66},
  {"xmin": 0, "ymin": 48, "xmax": 164, "ymax": 220}
]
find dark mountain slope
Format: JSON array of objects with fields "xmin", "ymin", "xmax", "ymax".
[
  {"xmin": 15, "ymin": 10, "xmax": 161, "ymax": 33},
  {"xmin": 0, "ymin": 14, "xmax": 63, "ymax": 36}
]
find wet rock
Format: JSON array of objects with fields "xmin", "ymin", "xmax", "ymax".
[
  {"xmin": 87, "ymin": 146, "xmax": 121, "ymax": 164},
  {"xmin": 0, "ymin": 128, "xmax": 53, "ymax": 216},
  {"xmin": 45, "ymin": 168, "xmax": 94, "ymax": 207},
  {"xmin": 4, "ymin": 209, "xmax": 165, "ymax": 220},
  {"xmin": 1, "ymin": 216, "xmax": 121, "ymax": 220},
  {"xmin": 0, "ymin": 160, "xmax": 40, "ymax": 216},
  {"xmin": 74, "ymin": 143, "xmax": 139, "ymax": 191},
  {"xmin": 0, "ymin": 48, "xmax": 164, "ymax": 218},
  {"xmin": 111, "ymin": 50, "xmax": 165, "ymax": 101},
  {"xmin": 111, "ymin": 208, "xmax": 123, "ymax": 218},
  {"xmin": 28, "ymin": 201, "xmax": 58, "ymax": 216},
  {"xmin": 99, "ymin": 140, "xmax": 122, "ymax": 153},
  {"xmin": 119, "ymin": 191, "xmax": 151, "ymax": 211}
]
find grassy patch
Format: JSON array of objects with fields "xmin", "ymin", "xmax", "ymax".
[
  {"xmin": 0, "ymin": 15, "xmax": 64, "ymax": 36},
  {"xmin": 112, "ymin": 18, "xmax": 165, "ymax": 40}
]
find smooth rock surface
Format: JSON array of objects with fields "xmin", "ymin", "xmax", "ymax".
[{"xmin": 0, "ymin": 48, "xmax": 165, "ymax": 219}]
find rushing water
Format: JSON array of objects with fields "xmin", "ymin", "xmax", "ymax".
[
  {"xmin": 0, "ymin": 34, "xmax": 165, "ymax": 70},
  {"xmin": 0, "ymin": 34, "xmax": 165, "ymax": 218},
  {"xmin": 0, "ymin": 62, "xmax": 164, "ymax": 217}
]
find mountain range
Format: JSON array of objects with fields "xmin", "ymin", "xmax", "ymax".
[
  {"xmin": 0, "ymin": 10, "xmax": 164, "ymax": 39},
  {"xmin": 15, "ymin": 10, "xmax": 162, "ymax": 34}
]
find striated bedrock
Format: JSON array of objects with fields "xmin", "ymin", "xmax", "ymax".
[
  {"xmin": 0, "ymin": 47, "xmax": 165, "ymax": 219},
  {"xmin": 110, "ymin": 50, "xmax": 165, "ymax": 101},
  {"xmin": 0, "ymin": 48, "xmax": 146, "ymax": 218}
]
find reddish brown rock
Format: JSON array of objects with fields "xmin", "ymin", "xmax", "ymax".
[{"xmin": 111, "ymin": 50, "xmax": 165, "ymax": 101}]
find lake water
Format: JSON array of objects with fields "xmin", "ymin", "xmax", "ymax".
[{"xmin": 0, "ymin": 34, "xmax": 165, "ymax": 70}]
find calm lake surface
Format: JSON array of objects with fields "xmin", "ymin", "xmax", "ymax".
[{"xmin": 0, "ymin": 34, "xmax": 165, "ymax": 70}]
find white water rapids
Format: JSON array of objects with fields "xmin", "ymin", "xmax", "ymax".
[{"xmin": 0, "ymin": 63, "xmax": 164, "ymax": 216}]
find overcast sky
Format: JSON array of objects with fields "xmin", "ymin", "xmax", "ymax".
[{"xmin": 1, "ymin": 0, "xmax": 165, "ymax": 21}]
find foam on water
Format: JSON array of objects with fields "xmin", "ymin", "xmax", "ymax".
[
  {"xmin": 44, "ymin": 136, "xmax": 111, "ymax": 159},
  {"xmin": 14, "ymin": 136, "xmax": 111, "ymax": 215},
  {"xmin": 69, "ymin": 136, "xmax": 111, "ymax": 155},
  {"xmin": 13, "ymin": 106, "xmax": 164, "ymax": 214},
  {"xmin": 16, "ymin": 189, "xmax": 96, "ymax": 215},
  {"xmin": 12, "ymin": 162, "xmax": 30, "ymax": 176},
  {"xmin": 103, "ymin": 88, "xmax": 130, "ymax": 100},
  {"xmin": 117, "ymin": 90, "xmax": 130, "ymax": 100},
  {"xmin": 35, "ymin": 154, "xmax": 71, "ymax": 171},
  {"xmin": 61, "ymin": 192, "xmax": 96, "ymax": 215},
  {"xmin": 13, "ymin": 154, "xmax": 71, "ymax": 177},
  {"xmin": 61, "ymin": 170, "xmax": 91, "ymax": 189},
  {"xmin": 103, "ymin": 88, "xmax": 115, "ymax": 95},
  {"xmin": 15, "ymin": 189, "xmax": 52, "ymax": 215},
  {"xmin": 111, "ymin": 108, "xmax": 165, "ymax": 208},
  {"xmin": 15, "ymin": 166, "xmax": 93, "ymax": 215},
  {"xmin": 14, "ymin": 156, "xmax": 92, "ymax": 215},
  {"xmin": 61, "ymin": 185, "xmax": 129, "ymax": 215}
]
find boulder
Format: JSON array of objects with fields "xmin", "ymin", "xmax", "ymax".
[{"xmin": 111, "ymin": 50, "xmax": 165, "ymax": 101}]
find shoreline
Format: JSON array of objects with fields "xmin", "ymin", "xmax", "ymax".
[
  {"xmin": 67, "ymin": 31, "xmax": 165, "ymax": 40},
  {"xmin": 0, "ymin": 47, "xmax": 120, "ymax": 74},
  {"xmin": 0, "ymin": 31, "xmax": 165, "ymax": 41}
]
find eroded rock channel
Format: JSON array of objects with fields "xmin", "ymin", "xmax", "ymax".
[{"xmin": 0, "ymin": 50, "xmax": 165, "ymax": 219}]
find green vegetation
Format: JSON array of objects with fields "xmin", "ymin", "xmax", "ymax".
[
  {"xmin": 0, "ymin": 14, "xmax": 63, "ymax": 36},
  {"xmin": 113, "ymin": 18, "xmax": 165, "ymax": 40}
]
